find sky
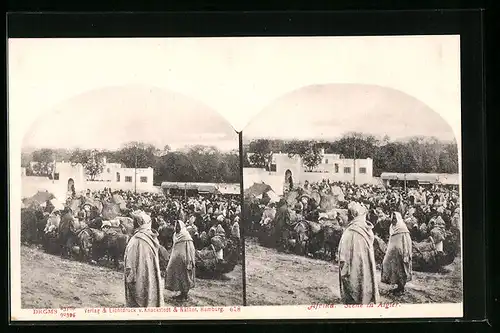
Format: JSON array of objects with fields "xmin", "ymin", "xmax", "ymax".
[
  {"xmin": 243, "ymin": 83, "xmax": 456, "ymax": 143},
  {"xmin": 21, "ymin": 85, "xmax": 238, "ymax": 152},
  {"xmin": 8, "ymin": 36, "xmax": 461, "ymax": 153}
]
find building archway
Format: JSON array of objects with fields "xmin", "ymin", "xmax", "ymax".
[
  {"xmin": 67, "ymin": 178, "xmax": 75, "ymax": 196},
  {"xmin": 284, "ymin": 169, "xmax": 293, "ymax": 190}
]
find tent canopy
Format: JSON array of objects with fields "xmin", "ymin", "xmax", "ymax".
[
  {"xmin": 438, "ymin": 174, "xmax": 460, "ymax": 185},
  {"xmin": 161, "ymin": 182, "xmax": 217, "ymax": 193},
  {"xmin": 218, "ymin": 184, "xmax": 241, "ymax": 195},
  {"xmin": 198, "ymin": 184, "xmax": 217, "ymax": 193},
  {"xmin": 245, "ymin": 182, "xmax": 274, "ymax": 198},
  {"xmin": 381, "ymin": 172, "xmax": 459, "ymax": 185},
  {"xmin": 381, "ymin": 172, "xmax": 440, "ymax": 183},
  {"xmin": 24, "ymin": 191, "xmax": 55, "ymax": 205}
]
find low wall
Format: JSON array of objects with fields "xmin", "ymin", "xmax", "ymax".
[
  {"xmin": 22, "ymin": 176, "xmax": 58, "ymax": 199},
  {"xmin": 22, "ymin": 176, "xmax": 156, "ymax": 199}
]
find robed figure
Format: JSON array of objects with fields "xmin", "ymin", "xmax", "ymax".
[
  {"xmin": 165, "ymin": 220, "xmax": 196, "ymax": 300},
  {"xmin": 124, "ymin": 210, "xmax": 164, "ymax": 307},
  {"xmin": 273, "ymin": 199, "xmax": 291, "ymax": 252},
  {"xmin": 338, "ymin": 202, "xmax": 379, "ymax": 305},
  {"xmin": 381, "ymin": 211, "xmax": 412, "ymax": 294}
]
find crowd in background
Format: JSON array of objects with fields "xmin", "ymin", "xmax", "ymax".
[
  {"xmin": 248, "ymin": 178, "xmax": 461, "ymax": 269},
  {"xmin": 23, "ymin": 188, "xmax": 242, "ymax": 267},
  {"xmin": 302, "ymin": 179, "xmax": 460, "ymax": 241}
]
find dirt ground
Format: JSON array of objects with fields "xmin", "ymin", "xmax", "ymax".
[
  {"xmin": 20, "ymin": 240, "xmax": 462, "ymax": 308},
  {"xmin": 21, "ymin": 245, "xmax": 243, "ymax": 309},
  {"xmin": 245, "ymin": 238, "xmax": 463, "ymax": 306}
]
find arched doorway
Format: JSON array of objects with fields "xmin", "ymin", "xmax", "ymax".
[
  {"xmin": 67, "ymin": 178, "xmax": 75, "ymax": 198},
  {"xmin": 284, "ymin": 169, "xmax": 293, "ymax": 191},
  {"xmin": 67, "ymin": 178, "xmax": 74, "ymax": 191}
]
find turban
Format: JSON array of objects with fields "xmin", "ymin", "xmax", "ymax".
[
  {"xmin": 348, "ymin": 201, "xmax": 367, "ymax": 218},
  {"xmin": 131, "ymin": 210, "xmax": 151, "ymax": 227}
]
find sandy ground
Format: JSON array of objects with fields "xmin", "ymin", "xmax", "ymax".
[
  {"xmin": 20, "ymin": 240, "xmax": 462, "ymax": 309},
  {"xmin": 245, "ymin": 238, "xmax": 463, "ymax": 306},
  {"xmin": 21, "ymin": 245, "xmax": 243, "ymax": 309}
]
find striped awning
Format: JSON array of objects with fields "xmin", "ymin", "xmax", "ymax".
[
  {"xmin": 161, "ymin": 182, "xmax": 217, "ymax": 192},
  {"xmin": 380, "ymin": 173, "xmax": 441, "ymax": 183},
  {"xmin": 198, "ymin": 185, "xmax": 217, "ymax": 193}
]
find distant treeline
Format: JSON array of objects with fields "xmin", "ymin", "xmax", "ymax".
[
  {"xmin": 22, "ymin": 142, "xmax": 240, "ymax": 184},
  {"xmin": 243, "ymin": 133, "xmax": 458, "ymax": 176}
]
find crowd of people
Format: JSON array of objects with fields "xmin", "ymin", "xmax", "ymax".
[
  {"xmin": 22, "ymin": 177, "xmax": 462, "ymax": 306},
  {"xmin": 78, "ymin": 188, "xmax": 242, "ymax": 246},
  {"xmin": 21, "ymin": 188, "xmax": 242, "ymax": 306},
  {"xmin": 246, "ymin": 178, "xmax": 461, "ymax": 302},
  {"xmin": 301, "ymin": 179, "xmax": 461, "ymax": 245}
]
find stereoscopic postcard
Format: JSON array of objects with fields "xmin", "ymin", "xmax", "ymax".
[{"xmin": 8, "ymin": 35, "xmax": 463, "ymax": 321}]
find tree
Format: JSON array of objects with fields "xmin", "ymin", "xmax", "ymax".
[
  {"xmin": 222, "ymin": 152, "xmax": 241, "ymax": 183},
  {"xmin": 249, "ymin": 153, "xmax": 268, "ymax": 168},
  {"xmin": 52, "ymin": 148, "xmax": 73, "ymax": 162},
  {"xmin": 101, "ymin": 150, "xmax": 122, "ymax": 164},
  {"xmin": 86, "ymin": 150, "xmax": 105, "ymax": 180},
  {"xmin": 185, "ymin": 145, "xmax": 218, "ymax": 182},
  {"xmin": 116, "ymin": 141, "xmax": 158, "ymax": 168},
  {"xmin": 247, "ymin": 139, "xmax": 273, "ymax": 168},
  {"xmin": 21, "ymin": 152, "xmax": 32, "ymax": 168},
  {"xmin": 371, "ymin": 136, "xmax": 459, "ymax": 175},
  {"xmin": 242, "ymin": 151, "xmax": 252, "ymax": 168},
  {"xmin": 285, "ymin": 140, "xmax": 309, "ymax": 158},
  {"xmin": 330, "ymin": 132, "xmax": 379, "ymax": 159},
  {"xmin": 69, "ymin": 149, "xmax": 105, "ymax": 180},
  {"xmin": 285, "ymin": 140, "xmax": 324, "ymax": 171},
  {"xmin": 154, "ymin": 152, "xmax": 199, "ymax": 182},
  {"xmin": 153, "ymin": 146, "xmax": 240, "ymax": 184},
  {"xmin": 438, "ymin": 143, "xmax": 459, "ymax": 173},
  {"xmin": 161, "ymin": 145, "xmax": 171, "ymax": 156},
  {"xmin": 31, "ymin": 148, "xmax": 56, "ymax": 176},
  {"xmin": 301, "ymin": 146, "xmax": 323, "ymax": 171}
]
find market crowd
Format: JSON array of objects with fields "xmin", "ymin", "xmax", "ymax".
[
  {"xmin": 246, "ymin": 178, "xmax": 461, "ymax": 303},
  {"xmin": 21, "ymin": 187, "xmax": 242, "ymax": 306}
]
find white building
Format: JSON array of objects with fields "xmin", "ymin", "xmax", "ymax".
[
  {"xmin": 93, "ymin": 157, "xmax": 123, "ymax": 182},
  {"xmin": 22, "ymin": 158, "xmax": 155, "ymax": 200},
  {"xmin": 244, "ymin": 149, "xmax": 374, "ymax": 195}
]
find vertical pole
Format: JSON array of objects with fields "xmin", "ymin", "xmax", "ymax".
[
  {"xmin": 353, "ymin": 138, "xmax": 356, "ymax": 185},
  {"xmin": 134, "ymin": 146, "xmax": 137, "ymax": 193}
]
